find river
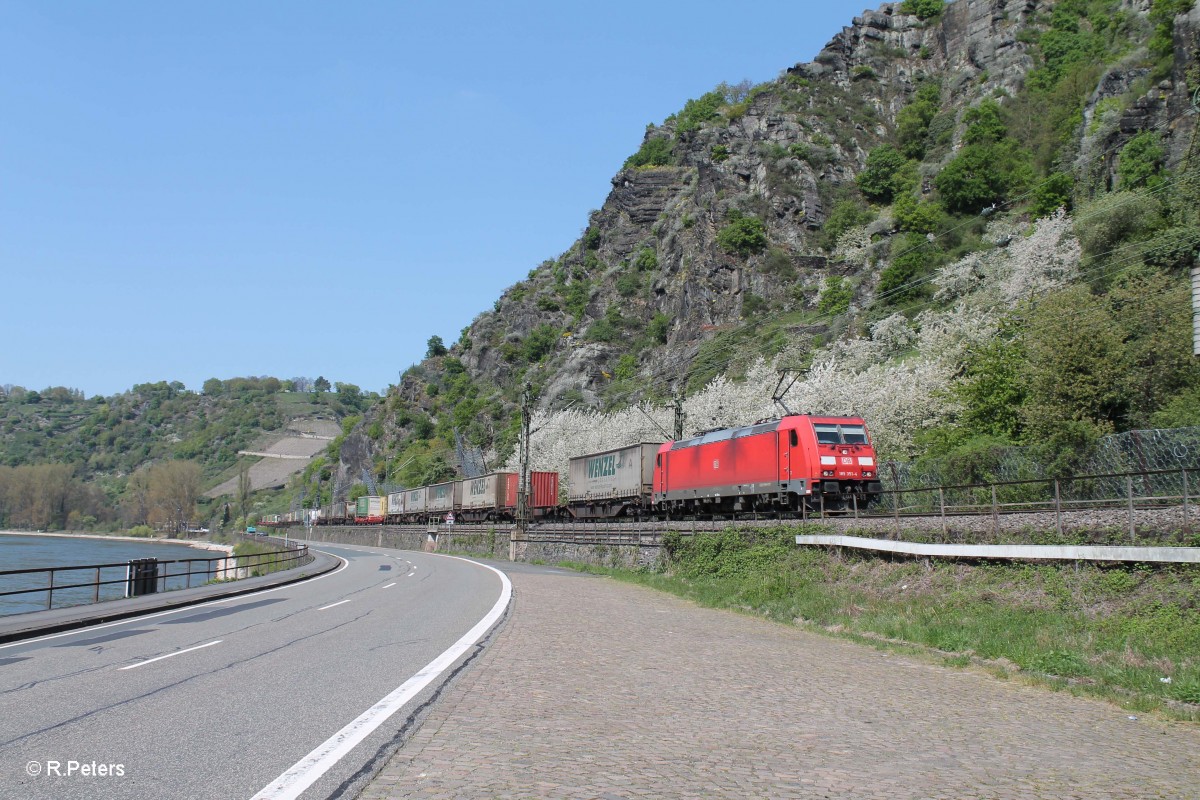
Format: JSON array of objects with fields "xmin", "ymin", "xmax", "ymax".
[{"xmin": 0, "ymin": 532, "xmax": 227, "ymax": 616}]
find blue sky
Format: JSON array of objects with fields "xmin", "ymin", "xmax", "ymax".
[{"xmin": 1, "ymin": 1, "xmax": 876, "ymax": 398}]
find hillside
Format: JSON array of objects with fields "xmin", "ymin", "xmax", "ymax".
[
  {"xmin": 321, "ymin": 0, "xmax": 1200, "ymax": 502},
  {"xmin": 0, "ymin": 378, "xmax": 365, "ymax": 528}
]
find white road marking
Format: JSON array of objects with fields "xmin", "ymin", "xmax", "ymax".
[
  {"xmin": 119, "ymin": 640, "xmax": 222, "ymax": 670},
  {"xmin": 0, "ymin": 552, "xmax": 349, "ymax": 651},
  {"xmin": 381, "ymin": 583, "xmax": 396, "ymax": 589},
  {"xmin": 317, "ymin": 599, "xmax": 352, "ymax": 611},
  {"xmin": 251, "ymin": 556, "xmax": 512, "ymax": 800}
]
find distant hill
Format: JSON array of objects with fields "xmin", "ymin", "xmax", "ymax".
[{"xmin": 0, "ymin": 379, "xmax": 370, "ymax": 525}]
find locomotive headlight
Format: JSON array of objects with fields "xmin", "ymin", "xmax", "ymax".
[
  {"xmin": 821, "ymin": 470, "xmax": 834, "ymax": 477},
  {"xmin": 862, "ymin": 470, "xmax": 874, "ymax": 478}
]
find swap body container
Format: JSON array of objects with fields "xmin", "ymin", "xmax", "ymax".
[
  {"xmin": 567, "ymin": 442, "xmax": 661, "ymax": 519},
  {"xmin": 427, "ymin": 481, "xmax": 462, "ymax": 514}
]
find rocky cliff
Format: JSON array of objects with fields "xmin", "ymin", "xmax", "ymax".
[{"xmin": 329, "ymin": 0, "xmax": 1200, "ymax": 492}]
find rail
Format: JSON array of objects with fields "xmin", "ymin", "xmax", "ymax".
[{"xmin": 0, "ymin": 540, "xmax": 311, "ymax": 615}]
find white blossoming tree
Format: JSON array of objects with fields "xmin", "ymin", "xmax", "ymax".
[{"xmin": 509, "ymin": 213, "xmax": 1083, "ymax": 492}]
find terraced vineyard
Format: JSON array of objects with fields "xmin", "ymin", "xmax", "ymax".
[{"xmin": 205, "ymin": 419, "xmax": 339, "ymax": 496}]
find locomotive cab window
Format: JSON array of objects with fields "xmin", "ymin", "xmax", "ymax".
[
  {"xmin": 814, "ymin": 423, "xmax": 868, "ymax": 444},
  {"xmin": 789, "ymin": 430, "xmax": 798, "ymax": 447},
  {"xmin": 814, "ymin": 425, "xmax": 840, "ymax": 444},
  {"xmin": 842, "ymin": 425, "xmax": 867, "ymax": 444}
]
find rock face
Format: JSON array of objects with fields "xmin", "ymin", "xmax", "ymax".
[{"xmin": 352, "ymin": 0, "xmax": 1198, "ymax": 479}]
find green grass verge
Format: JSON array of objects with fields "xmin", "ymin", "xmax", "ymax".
[
  {"xmin": 558, "ymin": 525, "xmax": 1200, "ymax": 720},
  {"xmin": 232, "ymin": 540, "xmax": 297, "ymax": 576}
]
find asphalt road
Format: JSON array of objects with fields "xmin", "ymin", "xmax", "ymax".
[{"xmin": 0, "ymin": 542, "xmax": 509, "ymax": 800}]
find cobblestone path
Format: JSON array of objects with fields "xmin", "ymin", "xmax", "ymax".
[{"xmin": 359, "ymin": 569, "xmax": 1200, "ymax": 799}]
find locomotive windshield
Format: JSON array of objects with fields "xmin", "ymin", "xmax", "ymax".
[{"xmin": 814, "ymin": 423, "xmax": 868, "ymax": 445}]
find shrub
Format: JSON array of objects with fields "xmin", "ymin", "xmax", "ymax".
[
  {"xmin": 649, "ymin": 312, "xmax": 671, "ymax": 343},
  {"xmin": 900, "ymin": 0, "xmax": 944, "ymax": 19},
  {"xmin": 896, "ymin": 82, "xmax": 942, "ymax": 158},
  {"xmin": 585, "ymin": 318, "xmax": 618, "ymax": 342},
  {"xmin": 624, "ymin": 136, "xmax": 674, "ymax": 169},
  {"xmin": 563, "ymin": 278, "xmax": 592, "ymax": 318},
  {"xmin": 893, "ymin": 192, "xmax": 942, "ymax": 234},
  {"xmin": 615, "ymin": 270, "xmax": 641, "ymax": 297},
  {"xmin": 711, "ymin": 144, "xmax": 729, "ymax": 163},
  {"xmin": 524, "ymin": 324, "xmax": 561, "ymax": 362},
  {"xmin": 675, "ymin": 90, "xmax": 726, "ymax": 133},
  {"xmin": 857, "ymin": 145, "xmax": 909, "ymax": 202},
  {"xmin": 742, "ymin": 293, "xmax": 768, "ymax": 316},
  {"xmin": 818, "ymin": 276, "xmax": 853, "ymax": 316},
  {"xmin": 821, "ymin": 200, "xmax": 874, "ymax": 247},
  {"xmin": 961, "ymin": 100, "xmax": 1006, "ymax": 145},
  {"xmin": 717, "ymin": 211, "xmax": 769, "ymax": 256},
  {"xmin": 583, "ymin": 226, "xmax": 602, "ymax": 251},
  {"xmin": 1149, "ymin": 0, "xmax": 1195, "ymax": 63},
  {"xmin": 635, "ymin": 247, "xmax": 658, "ymax": 271},
  {"xmin": 1030, "ymin": 172, "xmax": 1074, "ymax": 217},
  {"xmin": 1118, "ymin": 131, "xmax": 1166, "ymax": 191},
  {"xmin": 879, "ymin": 233, "xmax": 938, "ymax": 304},
  {"xmin": 936, "ymin": 141, "xmax": 1032, "ymax": 214}
]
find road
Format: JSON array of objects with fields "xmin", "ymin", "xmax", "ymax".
[{"xmin": 0, "ymin": 542, "xmax": 509, "ymax": 800}]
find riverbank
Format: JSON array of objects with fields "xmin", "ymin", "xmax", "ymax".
[{"xmin": 0, "ymin": 529, "xmax": 232, "ymax": 555}]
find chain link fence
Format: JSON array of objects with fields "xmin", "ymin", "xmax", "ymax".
[{"xmin": 880, "ymin": 427, "xmax": 1200, "ymax": 495}]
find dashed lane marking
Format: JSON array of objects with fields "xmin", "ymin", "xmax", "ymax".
[{"xmin": 119, "ymin": 640, "xmax": 222, "ymax": 671}]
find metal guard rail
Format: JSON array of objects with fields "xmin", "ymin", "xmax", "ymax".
[{"xmin": 0, "ymin": 543, "xmax": 311, "ymax": 611}]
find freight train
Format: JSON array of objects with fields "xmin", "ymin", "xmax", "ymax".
[{"xmin": 260, "ymin": 414, "xmax": 883, "ymax": 527}]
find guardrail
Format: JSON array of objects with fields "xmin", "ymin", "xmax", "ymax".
[{"xmin": 0, "ymin": 543, "xmax": 311, "ymax": 615}]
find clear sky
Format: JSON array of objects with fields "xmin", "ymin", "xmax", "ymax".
[{"xmin": 1, "ymin": 0, "xmax": 876, "ymax": 398}]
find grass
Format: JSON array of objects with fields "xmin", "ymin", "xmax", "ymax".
[
  {"xmin": 558, "ymin": 525, "xmax": 1200, "ymax": 721},
  {"xmin": 232, "ymin": 539, "xmax": 297, "ymax": 576}
]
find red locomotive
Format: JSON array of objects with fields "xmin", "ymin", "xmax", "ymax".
[{"xmin": 654, "ymin": 415, "xmax": 882, "ymax": 515}]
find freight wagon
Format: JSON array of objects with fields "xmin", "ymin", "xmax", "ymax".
[
  {"xmin": 567, "ymin": 442, "xmax": 660, "ymax": 519},
  {"xmin": 385, "ymin": 490, "xmax": 406, "ymax": 523},
  {"xmin": 458, "ymin": 471, "xmax": 559, "ymax": 522},
  {"xmin": 354, "ymin": 495, "xmax": 385, "ymax": 524},
  {"xmin": 427, "ymin": 481, "xmax": 462, "ymax": 516}
]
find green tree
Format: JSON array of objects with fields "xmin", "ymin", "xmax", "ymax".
[
  {"xmin": 856, "ymin": 145, "xmax": 908, "ymax": 202},
  {"xmin": 1030, "ymin": 172, "xmax": 1074, "ymax": 217},
  {"xmin": 961, "ymin": 100, "xmax": 1006, "ymax": 145},
  {"xmin": 817, "ymin": 276, "xmax": 853, "ymax": 316},
  {"xmin": 426, "ymin": 335, "xmax": 448, "ymax": 358},
  {"xmin": 717, "ymin": 212, "xmax": 769, "ymax": 256},
  {"xmin": 1117, "ymin": 131, "xmax": 1166, "ymax": 191},
  {"xmin": 899, "ymin": 0, "xmax": 945, "ymax": 19},
  {"xmin": 1021, "ymin": 285, "xmax": 1127, "ymax": 438},
  {"xmin": 879, "ymin": 233, "xmax": 938, "ymax": 304},
  {"xmin": 953, "ymin": 327, "xmax": 1027, "ymax": 440},
  {"xmin": 674, "ymin": 90, "xmax": 726, "ymax": 133},
  {"xmin": 896, "ymin": 82, "xmax": 942, "ymax": 158},
  {"xmin": 313, "ymin": 376, "xmax": 331, "ymax": 393},
  {"xmin": 936, "ymin": 140, "xmax": 1032, "ymax": 214},
  {"xmin": 1149, "ymin": 0, "xmax": 1196, "ymax": 62},
  {"xmin": 147, "ymin": 460, "xmax": 202, "ymax": 533},
  {"xmin": 1109, "ymin": 268, "xmax": 1200, "ymax": 424},
  {"xmin": 624, "ymin": 136, "xmax": 674, "ymax": 169}
]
